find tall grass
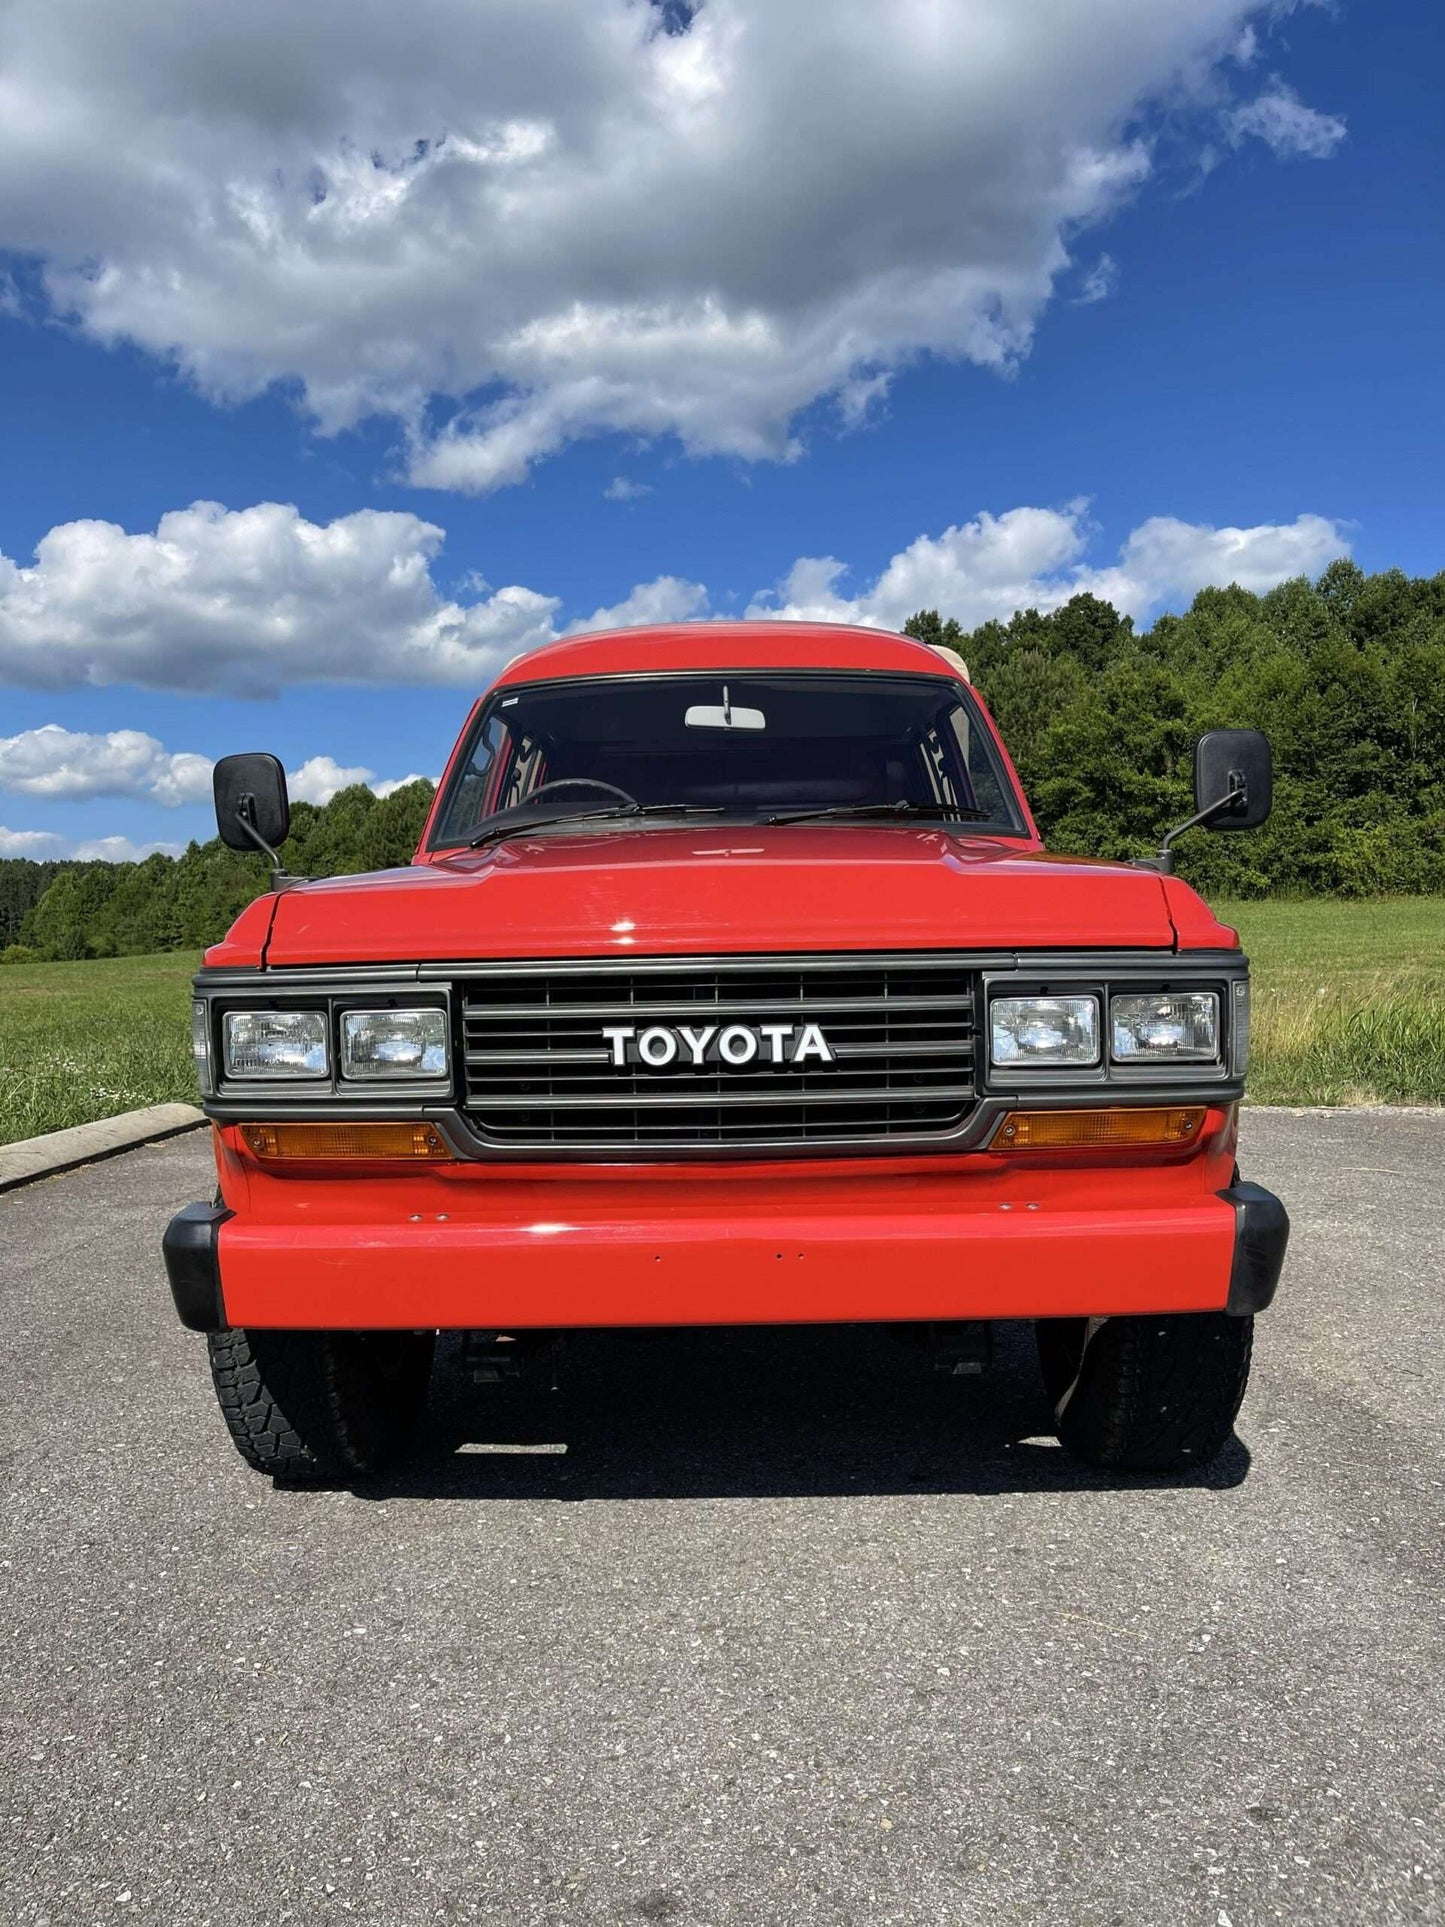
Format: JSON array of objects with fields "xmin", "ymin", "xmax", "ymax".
[
  {"xmin": 1248, "ymin": 982, "xmax": 1445, "ymax": 1106},
  {"xmin": 0, "ymin": 953, "xmax": 199, "ymax": 1145}
]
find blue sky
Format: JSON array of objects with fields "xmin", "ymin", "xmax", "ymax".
[{"xmin": 0, "ymin": 0, "xmax": 1439, "ymax": 861}]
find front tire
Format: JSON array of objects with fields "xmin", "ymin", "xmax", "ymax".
[
  {"xmin": 206, "ymin": 1328, "xmax": 436, "ymax": 1480},
  {"xmin": 1035, "ymin": 1312, "xmax": 1252, "ymax": 1472}
]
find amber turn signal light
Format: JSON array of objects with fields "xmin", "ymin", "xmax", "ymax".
[
  {"xmin": 240, "ymin": 1122, "xmax": 453, "ymax": 1161},
  {"xmin": 993, "ymin": 1106, "xmax": 1205, "ymax": 1150}
]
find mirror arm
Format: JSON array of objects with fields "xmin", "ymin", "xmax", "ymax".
[
  {"xmin": 233, "ymin": 797, "xmax": 303, "ymax": 892},
  {"xmin": 1132, "ymin": 774, "xmax": 1245, "ymax": 876}
]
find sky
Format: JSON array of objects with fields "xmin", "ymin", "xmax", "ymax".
[{"xmin": 0, "ymin": 0, "xmax": 1440, "ymax": 863}]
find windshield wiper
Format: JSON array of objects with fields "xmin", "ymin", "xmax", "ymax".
[
  {"xmin": 763, "ymin": 800, "xmax": 992, "ymax": 827},
  {"xmin": 468, "ymin": 803, "xmax": 726, "ymax": 850}
]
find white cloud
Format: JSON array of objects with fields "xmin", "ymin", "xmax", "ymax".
[
  {"xmin": 0, "ymin": 498, "xmax": 1349, "ymax": 698},
  {"xmin": 0, "ymin": 825, "xmax": 66, "ymax": 857},
  {"xmin": 0, "ymin": 725, "xmax": 212, "ymax": 804},
  {"xmin": 1079, "ymin": 512, "xmax": 1349, "ymax": 611},
  {"xmin": 372, "ymin": 774, "xmax": 436, "ymax": 799},
  {"xmin": 748, "ymin": 505, "xmax": 1349, "ymax": 630},
  {"xmin": 0, "ymin": 724, "xmax": 430, "ymax": 810},
  {"xmin": 1075, "ymin": 254, "xmax": 1120, "ymax": 305},
  {"xmin": 566, "ymin": 575, "xmax": 707, "ymax": 636},
  {"xmin": 0, "ymin": 500, "xmax": 688, "ymax": 696},
  {"xmin": 0, "ymin": 825, "xmax": 181, "ymax": 862},
  {"xmin": 283, "ymin": 755, "xmax": 380, "ymax": 808},
  {"xmin": 603, "ymin": 477, "xmax": 653, "ymax": 503},
  {"xmin": 1227, "ymin": 84, "xmax": 1346, "ymax": 159},
  {"xmin": 0, "ymin": 1, "xmax": 1336, "ymax": 489}
]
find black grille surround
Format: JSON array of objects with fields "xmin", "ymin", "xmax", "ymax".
[{"xmin": 459, "ymin": 954, "xmax": 978, "ymax": 1152}]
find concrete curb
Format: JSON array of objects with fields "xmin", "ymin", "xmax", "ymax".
[{"xmin": 0, "ymin": 1103, "xmax": 206, "ymax": 1194}]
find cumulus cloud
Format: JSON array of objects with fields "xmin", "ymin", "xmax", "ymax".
[
  {"xmin": 747, "ymin": 505, "xmax": 1349, "ymax": 630},
  {"xmin": 285, "ymin": 756, "xmax": 436, "ymax": 804},
  {"xmin": 0, "ymin": 825, "xmax": 182, "ymax": 862},
  {"xmin": 0, "ymin": 501, "xmax": 690, "ymax": 696},
  {"xmin": 0, "ymin": 1, "xmax": 1339, "ymax": 489},
  {"xmin": 0, "ymin": 498, "xmax": 1348, "ymax": 696},
  {"xmin": 0, "ymin": 725, "xmax": 212, "ymax": 804},
  {"xmin": 372, "ymin": 774, "xmax": 436, "ymax": 799},
  {"xmin": 283, "ymin": 755, "xmax": 382, "ymax": 808},
  {"xmin": 0, "ymin": 726, "xmax": 429, "ymax": 810},
  {"xmin": 603, "ymin": 477, "xmax": 653, "ymax": 503},
  {"xmin": 1226, "ymin": 84, "xmax": 1346, "ymax": 159},
  {"xmin": 566, "ymin": 575, "xmax": 708, "ymax": 636}
]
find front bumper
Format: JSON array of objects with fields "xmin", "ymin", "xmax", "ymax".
[{"xmin": 163, "ymin": 1145, "xmax": 1288, "ymax": 1334}]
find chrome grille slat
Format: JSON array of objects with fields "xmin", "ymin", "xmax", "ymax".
[
  {"xmin": 464, "ymin": 1038, "xmax": 968, "ymax": 1066},
  {"xmin": 461, "ymin": 994, "xmax": 967, "ymax": 1019},
  {"xmin": 466, "ymin": 1083, "xmax": 976, "ymax": 1111},
  {"xmin": 460, "ymin": 954, "xmax": 977, "ymax": 1152}
]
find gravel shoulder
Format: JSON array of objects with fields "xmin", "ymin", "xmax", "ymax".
[{"xmin": 1, "ymin": 1111, "xmax": 1441, "ymax": 1925}]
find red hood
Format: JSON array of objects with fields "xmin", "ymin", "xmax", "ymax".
[{"xmin": 242, "ymin": 827, "xmax": 1221, "ymax": 966}]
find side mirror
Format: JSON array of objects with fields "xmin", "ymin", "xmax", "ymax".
[
  {"xmin": 1194, "ymin": 729, "xmax": 1272, "ymax": 832},
  {"xmin": 214, "ymin": 754, "xmax": 294, "ymax": 888},
  {"xmin": 1133, "ymin": 727, "xmax": 1273, "ymax": 874}
]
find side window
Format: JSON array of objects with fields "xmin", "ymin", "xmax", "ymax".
[
  {"xmin": 947, "ymin": 707, "xmax": 1014, "ymax": 823},
  {"xmin": 438, "ymin": 714, "xmax": 511, "ymax": 842},
  {"xmin": 918, "ymin": 725, "xmax": 961, "ymax": 807},
  {"xmin": 436, "ymin": 712, "xmax": 555, "ymax": 843}
]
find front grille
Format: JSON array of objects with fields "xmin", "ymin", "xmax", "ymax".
[{"xmin": 459, "ymin": 955, "xmax": 977, "ymax": 1152}]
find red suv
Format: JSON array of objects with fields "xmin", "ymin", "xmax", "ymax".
[{"xmin": 164, "ymin": 622, "xmax": 1288, "ymax": 1480}]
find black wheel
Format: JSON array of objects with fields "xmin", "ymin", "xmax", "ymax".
[
  {"xmin": 206, "ymin": 1328, "xmax": 436, "ymax": 1480},
  {"xmin": 1035, "ymin": 1312, "xmax": 1252, "ymax": 1472}
]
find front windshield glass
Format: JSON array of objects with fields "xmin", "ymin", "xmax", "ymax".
[{"xmin": 429, "ymin": 672, "xmax": 1024, "ymax": 849}]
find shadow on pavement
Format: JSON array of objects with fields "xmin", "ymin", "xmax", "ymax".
[{"xmin": 352, "ymin": 1322, "xmax": 1251, "ymax": 1502}]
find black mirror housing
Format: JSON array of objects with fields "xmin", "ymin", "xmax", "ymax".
[
  {"xmin": 1194, "ymin": 729, "xmax": 1272, "ymax": 831},
  {"xmin": 214, "ymin": 752, "xmax": 290, "ymax": 853}
]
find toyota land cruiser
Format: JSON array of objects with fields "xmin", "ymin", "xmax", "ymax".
[{"xmin": 163, "ymin": 622, "xmax": 1288, "ymax": 1479}]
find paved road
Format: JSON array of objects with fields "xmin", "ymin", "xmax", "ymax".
[{"xmin": 2, "ymin": 1112, "xmax": 1442, "ymax": 1926}]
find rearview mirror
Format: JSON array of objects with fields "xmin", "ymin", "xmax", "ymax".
[
  {"xmin": 684, "ymin": 685, "xmax": 766, "ymax": 731},
  {"xmin": 214, "ymin": 752, "xmax": 290, "ymax": 854},
  {"xmin": 1194, "ymin": 729, "xmax": 1272, "ymax": 831}
]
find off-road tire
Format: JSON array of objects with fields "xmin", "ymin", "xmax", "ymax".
[
  {"xmin": 206, "ymin": 1328, "xmax": 436, "ymax": 1480},
  {"xmin": 1035, "ymin": 1312, "xmax": 1252, "ymax": 1472}
]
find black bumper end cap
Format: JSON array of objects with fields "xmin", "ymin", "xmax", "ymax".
[
  {"xmin": 1219, "ymin": 1180, "xmax": 1289, "ymax": 1316},
  {"xmin": 163, "ymin": 1201, "xmax": 232, "ymax": 1333}
]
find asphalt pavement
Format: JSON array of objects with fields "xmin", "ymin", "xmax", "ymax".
[{"xmin": 2, "ymin": 1109, "xmax": 1442, "ymax": 1926}]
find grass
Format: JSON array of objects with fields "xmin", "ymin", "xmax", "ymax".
[
  {"xmin": 1216, "ymin": 898, "xmax": 1445, "ymax": 1106},
  {"xmin": 0, "ymin": 951, "xmax": 202, "ymax": 1147},
  {"xmin": 1, "ymin": 900, "xmax": 1442, "ymax": 1143}
]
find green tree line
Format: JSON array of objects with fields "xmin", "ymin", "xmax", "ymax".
[
  {"xmin": 2, "ymin": 780, "xmax": 437, "ymax": 961},
  {"xmin": 3, "ymin": 558, "xmax": 1443, "ymax": 962}
]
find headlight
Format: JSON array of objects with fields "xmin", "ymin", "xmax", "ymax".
[
  {"xmin": 222, "ymin": 1009, "xmax": 329, "ymax": 1079},
  {"xmin": 990, "ymin": 995, "xmax": 1100, "ymax": 1068},
  {"xmin": 340, "ymin": 1008, "xmax": 448, "ymax": 1080},
  {"xmin": 1110, "ymin": 991, "xmax": 1219, "ymax": 1063}
]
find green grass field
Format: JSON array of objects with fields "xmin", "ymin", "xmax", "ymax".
[
  {"xmin": 0, "ymin": 951, "xmax": 203, "ymax": 1146},
  {"xmin": 2, "ymin": 899, "xmax": 1443, "ymax": 1144},
  {"xmin": 1217, "ymin": 897, "xmax": 1445, "ymax": 1106}
]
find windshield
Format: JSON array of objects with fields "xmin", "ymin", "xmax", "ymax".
[{"xmin": 429, "ymin": 672, "xmax": 1025, "ymax": 849}]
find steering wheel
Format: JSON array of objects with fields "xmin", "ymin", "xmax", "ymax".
[{"xmin": 512, "ymin": 778, "xmax": 641, "ymax": 810}]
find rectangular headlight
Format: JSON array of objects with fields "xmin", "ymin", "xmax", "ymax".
[
  {"xmin": 990, "ymin": 995, "xmax": 1100, "ymax": 1068},
  {"xmin": 222, "ymin": 1009, "xmax": 329, "ymax": 1079},
  {"xmin": 1110, "ymin": 991, "xmax": 1219, "ymax": 1064},
  {"xmin": 340, "ymin": 1008, "xmax": 448, "ymax": 1080}
]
